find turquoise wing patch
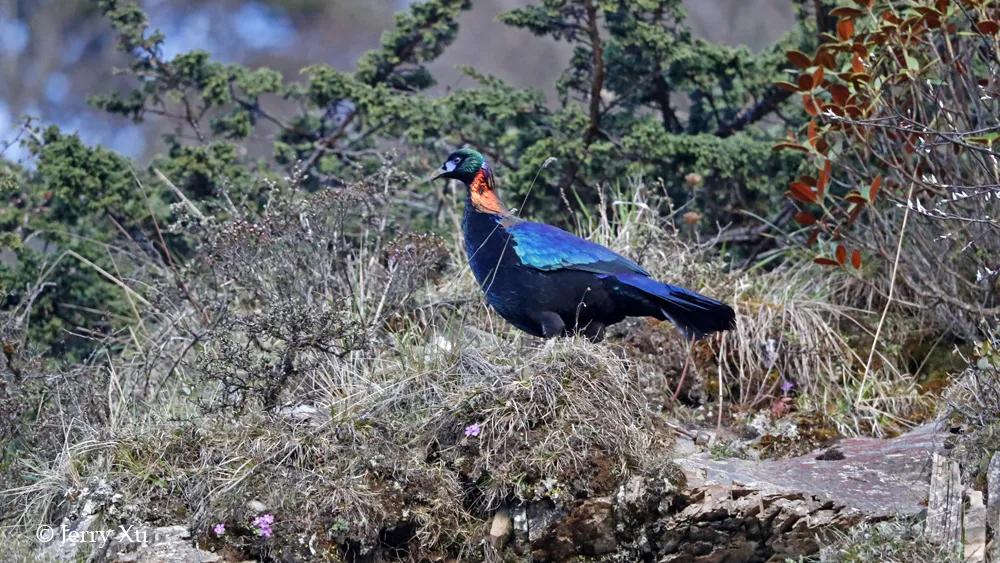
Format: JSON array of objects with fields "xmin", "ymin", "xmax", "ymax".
[{"xmin": 506, "ymin": 221, "xmax": 649, "ymax": 276}]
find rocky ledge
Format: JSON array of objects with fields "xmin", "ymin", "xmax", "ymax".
[{"xmin": 507, "ymin": 423, "xmax": 946, "ymax": 562}]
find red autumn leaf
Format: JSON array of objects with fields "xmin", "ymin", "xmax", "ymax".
[
  {"xmin": 851, "ymin": 249, "xmax": 862, "ymax": 269},
  {"xmin": 802, "ymin": 94, "xmax": 819, "ymax": 116},
  {"xmin": 812, "ymin": 66, "xmax": 825, "ymax": 87},
  {"xmin": 975, "ymin": 21, "xmax": 1000, "ymax": 35},
  {"xmin": 807, "ymin": 120, "xmax": 818, "ymax": 147},
  {"xmin": 806, "ymin": 229, "xmax": 820, "ymax": 247},
  {"xmin": 787, "ymin": 50, "xmax": 812, "ymax": 69},
  {"xmin": 789, "ymin": 182, "xmax": 817, "ymax": 203},
  {"xmin": 814, "ymin": 256, "xmax": 840, "ymax": 266},
  {"xmin": 847, "ymin": 203, "xmax": 864, "ymax": 224},
  {"xmin": 794, "ymin": 211, "xmax": 817, "ymax": 226},
  {"xmin": 845, "ymin": 191, "xmax": 867, "ymax": 204},
  {"xmin": 838, "ymin": 18, "xmax": 855, "ymax": 40},
  {"xmin": 835, "ymin": 244, "xmax": 847, "ymax": 265},
  {"xmin": 882, "ymin": 12, "xmax": 902, "ymax": 25},
  {"xmin": 797, "ymin": 73, "xmax": 814, "ymax": 91},
  {"xmin": 815, "ymin": 50, "xmax": 837, "ymax": 69},
  {"xmin": 775, "ymin": 81, "xmax": 800, "ymax": 92},
  {"xmin": 829, "ymin": 84, "xmax": 850, "ymax": 106},
  {"xmin": 817, "ymin": 160, "xmax": 831, "ymax": 198},
  {"xmin": 851, "ymin": 54, "xmax": 865, "ymax": 73},
  {"xmin": 869, "ymin": 175, "xmax": 882, "ymax": 203}
]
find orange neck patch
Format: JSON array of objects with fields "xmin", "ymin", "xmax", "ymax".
[{"xmin": 469, "ymin": 169, "xmax": 508, "ymax": 215}]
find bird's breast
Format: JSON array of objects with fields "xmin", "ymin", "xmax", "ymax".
[{"xmin": 462, "ymin": 206, "xmax": 519, "ymax": 289}]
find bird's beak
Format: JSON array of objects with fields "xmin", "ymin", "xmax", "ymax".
[
  {"xmin": 425, "ymin": 166, "xmax": 447, "ymax": 184},
  {"xmin": 425, "ymin": 159, "xmax": 457, "ymax": 184}
]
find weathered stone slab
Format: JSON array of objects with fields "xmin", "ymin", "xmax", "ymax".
[
  {"xmin": 926, "ymin": 453, "xmax": 962, "ymax": 547},
  {"xmin": 988, "ymin": 453, "xmax": 999, "ymax": 563},
  {"xmin": 675, "ymin": 423, "xmax": 945, "ymax": 519},
  {"xmin": 516, "ymin": 425, "xmax": 950, "ymax": 562},
  {"xmin": 108, "ymin": 525, "xmax": 220, "ymax": 563},
  {"xmin": 964, "ymin": 489, "xmax": 987, "ymax": 563}
]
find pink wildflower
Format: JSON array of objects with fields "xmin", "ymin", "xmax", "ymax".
[{"xmin": 253, "ymin": 513, "xmax": 274, "ymax": 538}]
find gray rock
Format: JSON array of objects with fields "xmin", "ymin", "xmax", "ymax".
[
  {"xmin": 107, "ymin": 525, "xmax": 220, "ymax": 563},
  {"xmin": 926, "ymin": 453, "xmax": 962, "ymax": 547},
  {"xmin": 988, "ymin": 453, "xmax": 1000, "ymax": 563},
  {"xmin": 488, "ymin": 509, "xmax": 512, "ymax": 548},
  {"xmin": 964, "ymin": 489, "xmax": 987, "ymax": 563},
  {"xmin": 675, "ymin": 422, "xmax": 945, "ymax": 518}
]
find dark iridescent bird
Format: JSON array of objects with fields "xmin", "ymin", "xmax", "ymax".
[{"xmin": 431, "ymin": 148, "xmax": 735, "ymax": 341}]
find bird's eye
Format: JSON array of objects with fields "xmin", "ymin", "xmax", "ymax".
[{"xmin": 452, "ymin": 157, "xmax": 461, "ymax": 164}]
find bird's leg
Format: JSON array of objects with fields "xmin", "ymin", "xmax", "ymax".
[
  {"xmin": 671, "ymin": 340, "xmax": 694, "ymax": 401},
  {"xmin": 536, "ymin": 312, "xmax": 566, "ymax": 339},
  {"xmin": 583, "ymin": 321, "xmax": 606, "ymax": 343}
]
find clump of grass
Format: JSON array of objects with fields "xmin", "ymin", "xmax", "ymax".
[
  {"xmin": 578, "ymin": 182, "xmax": 927, "ymax": 436},
  {"xmin": 718, "ymin": 261, "xmax": 929, "ymax": 437},
  {"xmin": 26, "ymin": 333, "xmax": 657, "ymax": 560},
  {"xmin": 943, "ymin": 329, "xmax": 1000, "ymax": 491},
  {"xmin": 815, "ymin": 519, "xmax": 961, "ymax": 563}
]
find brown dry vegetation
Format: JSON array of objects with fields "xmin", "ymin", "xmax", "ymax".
[{"xmin": 0, "ymin": 162, "xmax": 955, "ymax": 560}]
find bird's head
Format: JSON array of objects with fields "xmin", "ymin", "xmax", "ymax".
[
  {"xmin": 429, "ymin": 148, "xmax": 507, "ymax": 214},
  {"xmin": 429, "ymin": 148, "xmax": 486, "ymax": 185}
]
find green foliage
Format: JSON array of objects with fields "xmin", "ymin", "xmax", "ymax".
[
  {"xmin": 89, "ymin": 0, "xmax": 816, "ymax": 216},
  {"xmin": 30, "ymin": 127, "xmax": 137, "ymax": 224},
  {"xmin": 493, "ymin": 0, "xmax": 813, "ymax": 219},
  {"xmin": 0, "ymin": 128, "xmax": 161, "ymax": 358},
  {"xmin": 354, "ymin": 0, "xmax": 471, "ymax": 88}
]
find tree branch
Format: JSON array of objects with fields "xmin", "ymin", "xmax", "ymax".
[
  {"xmin": 715, "ymin": 87, "xmax": 793, "ymax": 137},
  {"xmin": 584, "ymin": 0, "xmax": 604, "ymax": 143}
]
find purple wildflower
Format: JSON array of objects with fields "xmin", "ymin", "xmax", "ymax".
[
  {"xmin": 780, "ymin": 379, "xmax": 795, "ymax": 396},
  {"xmin": 253, "ymin": 513, "xmax": 274, "ymax": 538},
  {"xmin": 464, "ymin": 423, "xmax": 481, "ymax": 438},
  {"xmin": 212, "ymin": 523, "xmax": 225, "ymax": 536}
]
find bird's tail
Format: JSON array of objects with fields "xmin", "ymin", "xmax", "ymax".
[{"xmin": 616, "ymin": 273, "xmax": 735, "ymax": 340}]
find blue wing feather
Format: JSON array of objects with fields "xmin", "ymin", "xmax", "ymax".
[{"xmin": 505, "ymin": 220, "xmax": 649, "ymax": 276}]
